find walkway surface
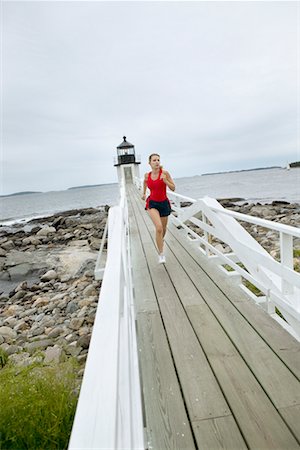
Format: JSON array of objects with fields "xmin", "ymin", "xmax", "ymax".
[{"xmin": 127, "ymin": 184, "xmax": 300, "ymax": 450}]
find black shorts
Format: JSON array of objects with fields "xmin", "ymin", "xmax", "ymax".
[{"xmin": 145, "ymin": 199, "xmax": 172, "ymax": 217}]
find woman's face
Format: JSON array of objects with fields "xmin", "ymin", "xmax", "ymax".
[{"xmin": 149, "ymin": 155, "xmax": 160, "ymax": 169}]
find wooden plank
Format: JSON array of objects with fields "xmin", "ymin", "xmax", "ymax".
[
  {"xmin": 128, "ymin": 200, "xmax": 159, "ymax": 313},
  {"xmin": 186, "ymin": 304, "xmax": 300, "ymax": 448},
  {"xmin": 130, "ymin": 191, "xmax": 297, "ymax": 448},
  {"xmin": 210, "ymin": 354, "xmax": 299, "ymax": 449},
  {"xmin": 168, "ymin": 218, "xmax": 300, "ymax": 380},
  {"xmin": 162, "ymin": 220, "xmax": 300, "ymax": 409},
  {"xmin": 192, "ymin": 415, "xmax": 247, "ymax": 450},
  {"xmin": 137, "ymin": 311, "xmax": 196, "ymax": 450},
  {"xmin": 279, "ymin": 404, "xmax": 300, "ymax": 443}
]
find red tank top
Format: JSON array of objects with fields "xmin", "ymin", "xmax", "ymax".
[{"xmin": 146, "ymin": 168, "xmax": 168, "ymax": 208}]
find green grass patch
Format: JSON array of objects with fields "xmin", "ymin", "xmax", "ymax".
[
  {"xmin": 275, "ymin": 307, "xmax": 287, "ymax": 322},
  {"xmin": 0, "ymin": 349, "xmax": 8, "ymax": 368},
  {"xmin": 0, "ymin": 358, "xmax": 80, "ymax": 449},
  {"xmin": 222, "ymin": 264, "xmax": 234, "ymax": 272},
  {"xmin": 293, "ymin": 249, "xmax": 300, "ymax": 258},
  {"xmin": 243, "ymin": 280, "xmax": 264, "ymax": 297}
]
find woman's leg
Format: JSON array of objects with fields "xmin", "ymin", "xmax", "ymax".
[
  {"xmin": 161, "ymin": 216, "xmax": 169, "ymax": 238},
  {"xmin": 148, "ymin": 208, "xmax": 164, "ymax": 253}
]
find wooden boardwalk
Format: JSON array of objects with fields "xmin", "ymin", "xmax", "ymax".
[{"xmin": 127, "ymin": 184, "xmax": 300, "ymax": 450}]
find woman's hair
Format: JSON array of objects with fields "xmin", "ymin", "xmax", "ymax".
[{"xmin": 148, "ymin": 153, "xmax": 160, "ymax": 163}]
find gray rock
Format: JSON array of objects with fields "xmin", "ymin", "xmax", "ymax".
[
  {"xmin": 44, "ymin": 345, "xmax": 65, "ymax": 364},
  {"xmin": 35, "ymin": 313, "xmax": 45, "ymax": 322},
  {"xmin": 66, "ymin": 301, "xmax": 79, "ymax": 314},
  {"xmin": 3, "ymin": 317, "xmax": 17, "ymax": 328},
  {"xmin": 31, "ymin": 327, "xmax": 45, "ymax": 337},
  {"xmin": 0, "ymin": 271, "xmax": 10, "ymax": 281},
  {"xmin": 13, "ymin": 290, "xmax": 27, "ymax": 300},
  {"xmin": 0, "ymin": 326, "xmax": 17, "ymax": 341},
  {"xmin": 41, "ymin": 270, "xmax": 58, "ymax": 281},
  {"xmin": 70, "ymin": 318, "xmax": 84, "ymax": 330},
  {"xmin": 25, "ymin": 339, "xmax": 53, "ymax": 354},
  {"xmin": 83, "ymin": 285, "xmax": 97, "ymax": 297},
  {"xmin": 22, "ymin": 236, "xmax": 42, "ymax": 246},
  {"xmin": 0, "ymin": 342, "xmax": 10, "ymax": 352},
  {"xmin": 36, "ymin": 226, "xmax": 56, "ymax": 236},
  {"xmin": 77, "ymin": 334, "xmax": 91, "ymax": 349},
  {"xmin": 65, "ymin": 343, "xmax": 82, "ymax": 357},
  {"xmin": 8, "ymin": 352, "xmax": 31, "ymax": 366},
  {"xmin": 8, "ymin": 263, "xmax": 32, "ymax": 280},
  {"xmin": 47, "ymin": 327, "xmax": 63, "ymax": 339},
  {"xmin": 77, "ymin": 354, "xmax": 87, "ymax": 364},
  {"xmin": 14, "ymin": 320, "xmax": 30, "ymax": 332},
  {"xmin": 6, "ymin": 344, "xmax": 20, "ymax": 355},
  {"xmin": 15, "ymin": 281, "xmax": 28, "ymax": 292},
  {"xmin": 1, "ymin": 240, "xmax": 14, "ymax": 251}
]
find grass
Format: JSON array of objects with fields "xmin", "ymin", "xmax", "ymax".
[
  {"xmin": 0, "ymin": 349, "xmax": 8, "ymax": 368},
  {"xmin": 0, "ymin": 358, "xmax": 80, "ymax": 450},
  {"xmin": 293, "ymin": 249, "xmax": 300, "ymax": 258}
]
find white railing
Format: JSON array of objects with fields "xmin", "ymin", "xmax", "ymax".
[
  {"xmin": 68, "ymin": 182, "xmax": 144, "ymax": 450},
  {"xmin": 135, "ymin": 176, "xmax": 300, "ymax": 341}
]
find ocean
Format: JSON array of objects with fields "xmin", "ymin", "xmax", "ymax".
[{"xmin": 1, "ymin": 167, "xmax": 299, "ymax": 225}]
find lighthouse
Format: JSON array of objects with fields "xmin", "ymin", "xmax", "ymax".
[{"xmin": 114, "ymin": 136, "xmax": 141, "ymax": 185}]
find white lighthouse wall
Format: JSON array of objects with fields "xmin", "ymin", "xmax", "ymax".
[{"xmin": 116, "ymin": 164, "xmax": 140, "ymax": 186}]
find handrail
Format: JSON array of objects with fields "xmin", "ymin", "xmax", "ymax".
[
  {"xmin": 68, "ymin": 181, "xmax": 144, "ymax": 449},
  {"xmin": 134, "ymin": 176, "xmax": 300, "ymax": 340}
]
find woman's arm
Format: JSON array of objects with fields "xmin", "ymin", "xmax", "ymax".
[{"xmin": 161, "ymin": 170, "xmax": 175, "ymax": 191}]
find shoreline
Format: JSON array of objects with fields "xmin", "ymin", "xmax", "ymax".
[{"xmin": 0, "ymin": 206, "xmax": 109, "ymax": 374}]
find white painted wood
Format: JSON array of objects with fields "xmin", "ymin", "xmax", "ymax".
[
  {"xmin": 69, "ymin": 182, "xmax": 144, "ymax": 450},
  {"xmin": 280, "ymin": 232, "xmax": 294, "ymax": 295},
  {"xmin": 94, "ymin": 215, "xmax": 108, "ymax": 280}
]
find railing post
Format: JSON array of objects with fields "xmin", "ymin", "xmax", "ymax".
[
  {"xmin": 202, "ymin": 213, "xmax": 211, "ymax": 256},
  {"xmin": 280, "ymin": 232, "xmax": 294, "ymax": 295}
]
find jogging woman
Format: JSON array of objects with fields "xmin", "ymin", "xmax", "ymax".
[{"xmin": 142, "ymin": 153, "xmax": 176, "ymax": 264}]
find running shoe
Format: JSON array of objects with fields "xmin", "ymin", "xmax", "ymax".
[{"xmin": 158, "ymin": 253, "xmax": 166, "ymax": 264}]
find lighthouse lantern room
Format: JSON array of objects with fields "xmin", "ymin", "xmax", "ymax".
[{"xmin": 114, "ymin": 136, "xmax": 141, "ymax": 185}]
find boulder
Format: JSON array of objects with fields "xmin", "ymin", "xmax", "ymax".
[
  {"xmin": 44, "ymin": 345, "xmax": 65, "ymax": 364},
  {"xmin": 41, "ymin": 270, "xmax": 58, "ymax": 281},
  {"xmin": 25, "ymin": 339, "xmax": 53, "ymax": 354},
  {"xmin": 0, "ymin": 326, "xmax": 17, "ymax": 341},
  {"xmin": 1, "ymin": 240, "xmax": 14, "ymax": 251},
  {"xmin": 36, "ymin": 226, "xmax": 56, "ymax": 237},
  {"xmin": 8, "ymin": 263, "xmax": 32, "ymax": 280}
]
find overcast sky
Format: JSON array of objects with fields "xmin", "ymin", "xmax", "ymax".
[{"xmin": 1, "ymin": 1, "xmax": 299, "ymax": 195}]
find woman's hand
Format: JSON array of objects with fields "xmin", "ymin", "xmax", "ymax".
[
  {"xmin": 161, "ymin": 170, "xmax": 176, "ymax": 191},
  {"xmin": 161, "ymin": 172, "xmax": 167, "ymax": 183},
  {"xmin": 142, "ymin": 194, "xmax": 146, "ymax": 200}
]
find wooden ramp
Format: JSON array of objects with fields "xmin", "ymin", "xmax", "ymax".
[{"xmin": 127, "ymin": 185, "xmax": 300, "ymax": 450}]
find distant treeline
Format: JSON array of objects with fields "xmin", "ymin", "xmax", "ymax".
[
  {"xmin": 0, "ymin": 191, "xmax": 42, "ymax": 198},
  {"xmin": 202, "ymin": 166, "xmax": 281, "ymax": 176},
  {"xmin": 290, "ymin": 161, "xmax": 300, "ymax": 168}
]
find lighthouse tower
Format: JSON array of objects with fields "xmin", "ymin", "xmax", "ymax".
[{"xmin": 114, "ymin": 136, "xmax": 141, "ymax": 185}]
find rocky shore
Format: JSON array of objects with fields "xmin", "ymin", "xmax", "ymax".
[{"xmin": 0, "ymin": 206, "xmax": 108, "ymax": 374}]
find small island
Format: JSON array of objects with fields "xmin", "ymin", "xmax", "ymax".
[
  {"xmin": 0, "ymin": 191, "xmax": 42, "ymax": 198},
  {"xmin": 289, "ymin": 161, "xmax": 300, "ymax": 168}
]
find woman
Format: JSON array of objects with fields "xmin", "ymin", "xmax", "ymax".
[{"xmin": 142, "ymin": 153, "xmax": 176, "ymax": 264}]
